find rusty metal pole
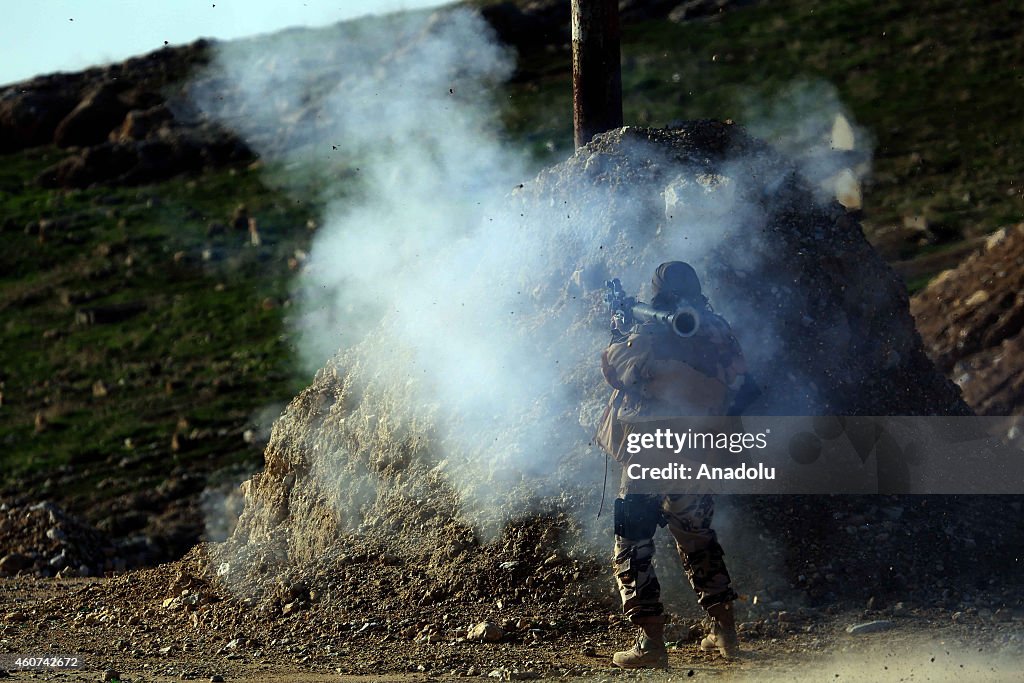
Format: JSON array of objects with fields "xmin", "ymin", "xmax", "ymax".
[{"xmin": 571, "ymin": 0, "xmax": 623, "ymax": 149}]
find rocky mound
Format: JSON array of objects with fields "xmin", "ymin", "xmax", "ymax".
[
  {"xmin": 0, "ymin": 39, "xmax": 250, "ymax": 188},
  {"xmin": 213, "ymin": 122, "xmax": 995, "ymax": 622},
  {"xmin": 0, "ymin": 500, "xmax": 112, "ymax": 578},
  {"xmin": 911, "ymin": 224, "xmax": 1024, "ymax": 416}
]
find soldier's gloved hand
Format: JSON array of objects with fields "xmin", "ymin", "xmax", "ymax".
[{"xmin": 611, "ymin": 312, "xmax": 627, "ymax": 334}]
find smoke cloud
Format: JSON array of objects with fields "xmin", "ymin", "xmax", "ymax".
[{"xmin": 189, "ymin": 8, "xmax": 874, "ymax": 546}]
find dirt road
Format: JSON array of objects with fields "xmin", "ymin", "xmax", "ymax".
[{"xmin": 2, "ymin": 574, "xmax": 1022, "ymax": 682}]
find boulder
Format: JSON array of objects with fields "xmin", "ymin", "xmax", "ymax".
[
  {"xmin": 37, "ymin": 142, "xmax": 139, "ymax": 188},
  {"xmin": 36, "ymin": 123, "xmax": 252, "ymax": 188},
  {"xmin": 111, "ymin": 104, "xmax": 173, "ymax": 142},
  {"xmin": 54, "ymin": 82, "xmax": 134, "ymax": 148},
  {"xmin": 0, "ymin": 85, "xmax": 78, "ymax": 152},
  {"xmin": 911, "ymin": 224, "xmax": 1024, "ymax": 414}
]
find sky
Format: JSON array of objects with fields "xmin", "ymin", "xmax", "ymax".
[{"xmin": 1, "ymin": 0, "xmax": 451, "ymax": 86}]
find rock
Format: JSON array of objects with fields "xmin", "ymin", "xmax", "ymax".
[
  {"xmin": 845, "ymin": 620, "xmax": 895, "ymax": 635},
  {"xmin": 103, "ymin": 669, "xmax": 120, "ymax": 682},
  {"xmin": 49, "ymin": 551, "xmax": 68, "ymax": 569},
  {"xmin": 3, "ymin": 611, "xmax": 28, "ymax": 623},
  {"xmin": 75, "ymin": 302, "xmax": 147, "ymax": 325},
  {"xmin": 111, "ymin": 104, "xmax": 173, "ymax": 142},
  {"xmin": 54, "ymin": 83, "xmax": 133, "ymax": 147},
  {"xmin": 37, "ymin": 123, "xmax": 252, "ymax": 189},
  {"xmin": 912, "ymin": 223, "xmax": 1024, "ymax": 414},
  {"xmin": 468, "ymin": 621, "xmax": 504, "ymax": 642},
  {"xmin": 993, "ymin": 608, "xmax": 1014, "ymax": 622},
  {"xmin": 0, "ymin": 553, "xmax": 29, "ymax": 575},
  {"xmin": 0, "ymin": 85, "xmax": 78, "ymax": 152},
  {"xmin": 230, "ymin": 204, "xmax": 250, "ymax": 231},
  {"xmin": 38, "ymin": 142, "xmax": 138, "ymax": 188},
  {"xmin": 210, "ymin": 676, "xmax": 225, "ymax": 683}
]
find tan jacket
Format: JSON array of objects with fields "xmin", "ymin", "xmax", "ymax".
[{"xmin": 595, "ymin": 309, "xmax": 746, "ymax": 463}]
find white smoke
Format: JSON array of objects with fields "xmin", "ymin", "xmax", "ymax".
[
  {"xmin": 189, "ymin": 8, "xmax": 874, "ymax": 544},
  {"xmin": 740, "ymin": 80, "xmax": 873, "ymax": 210}
]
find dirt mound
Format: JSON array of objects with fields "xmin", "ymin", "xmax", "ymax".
[
  {"xmin": 911, "ymin": 224, "xmax": 1024, "ymax": 415},
  {"xmin": 216, "ymin": 122, "xmax": 983, "ymax": 621}
]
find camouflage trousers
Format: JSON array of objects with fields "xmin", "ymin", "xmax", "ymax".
[{"xmin": 612, "ymin": 493, "xmax": 737, "ymax": 622}]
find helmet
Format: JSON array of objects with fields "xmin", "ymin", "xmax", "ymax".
[{"xmin": 652, "ymin": 261, "xmax": 701, "ymax": 305}]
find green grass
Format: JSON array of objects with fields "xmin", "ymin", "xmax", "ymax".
[{"xmin": 0, "ymin": 155, "xmax": 315, "ymax": 501}]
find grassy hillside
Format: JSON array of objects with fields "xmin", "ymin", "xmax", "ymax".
[
  {"xmin": 0, "ymin": 150, "xmax": 314, "ymax": 513},
  {"xmin": 1, "ymin": 0, "xmax": 1022, "ymax": 539}
]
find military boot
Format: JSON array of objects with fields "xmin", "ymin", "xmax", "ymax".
[
  {"xmin": 700, "ymin": 601, "xmax": 739, "ymax": 659},
  {"xmin": 612, "ymin": 614, "xmax": 669, "ymax": 669}
]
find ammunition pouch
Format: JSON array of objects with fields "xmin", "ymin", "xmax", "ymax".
[{"xmin": 613, "ymin": 494, "xmax": 665, "ymax": 540}]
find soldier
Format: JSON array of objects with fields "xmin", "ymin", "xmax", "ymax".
[{"xmin": 595, "ymin": 261, "xmax": 757, "ymax": 669}]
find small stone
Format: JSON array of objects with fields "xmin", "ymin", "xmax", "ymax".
[
  {"xmin": 210, "ymin": 676, "xmax": 225, "ymax": 683},
  {"xmin": 846, "ymin": 620, "xmax": 895, "ymax": 635},
  {"xmin": 468, "ymin": 621, "xmax": 504, "ymax": 642},
  {"xmin": 103, "ymin": 670, "xmax": 120, "ymax": 682}
]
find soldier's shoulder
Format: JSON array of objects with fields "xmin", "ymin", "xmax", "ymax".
[
  {"xmin": 700, "ymin": 311, "xmax": 738, "ymax": 343},
  {"xmin": 701, "ymin": 310, "xmax": 732, "ymax": 331}
]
